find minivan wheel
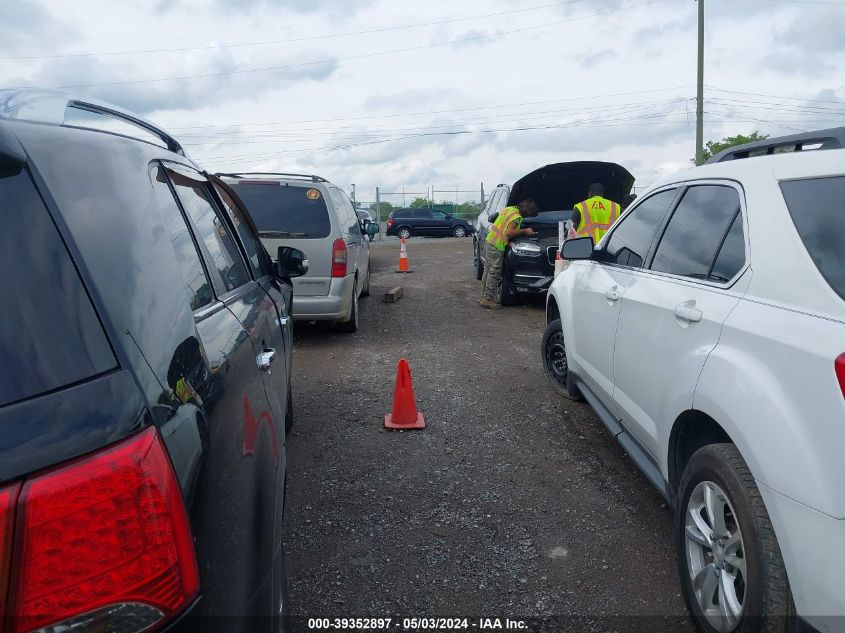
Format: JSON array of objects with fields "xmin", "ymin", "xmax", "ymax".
[
  {"xmin": 335, "ymin": 282, "xmax": 359, "ymax": 333},
  {"xmin": 361, "ymin": 268, "xmax": 371, "ymax": 297},
  {"xmin": 473, "ymin": 241, "xmax": 484, "ymax": 280},
  {"xmin": 284, "ymin": 387, "xmax": 293, "ymax": 433},
  {"xmin": 452, "ymin": 225, "xmax": 466, "ymax": 238},
  {"xmin": 397, "ymin": 227, "xmax": 411, "ymax": 240},
  {"xmin": 677, "ymin": 444, "xmax": 795, "ymax": 633},
  {"xmin": 540, "ymin": 319, "xmax": 581, "ymax": 400}
]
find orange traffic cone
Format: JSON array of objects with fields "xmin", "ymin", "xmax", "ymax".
[
  {"xmin": 395, "ymin": 238, "xmax": 413, "ymax": 273},
  {"xmin": 384, "ymin": 359, "xmax": 425, "ymax": 430}
]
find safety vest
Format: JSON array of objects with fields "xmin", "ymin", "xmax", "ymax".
[
  {"xmin": 574, "ymin": 196, "xmax": 620, "ymax": 243},
  {"xmin": 486, "ymin": 206, "xmax": 523, "ymax": 252}
]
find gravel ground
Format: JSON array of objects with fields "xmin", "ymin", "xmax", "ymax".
[{"xmin": 283, "ymin": 238, "xmax": 694, "ymax": 632}]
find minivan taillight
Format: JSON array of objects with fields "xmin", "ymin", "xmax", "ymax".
[
  {"xmin": 836, "ymin": 354, "xmax": 845, "ymax": 399},
  {"xmin": 6, "ymin": 427, "xmax": 200, "ymax": 633},
  {"xmin": 332, "ymin": 238, "xmax": 348, "ymax": 278}
]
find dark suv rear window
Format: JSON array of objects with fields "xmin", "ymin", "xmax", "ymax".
[
  {"xmin": 229, "ymin": 182, "xmax": 331, "ymax": 239},
  {"xmin": 0, "ymin": 167, "xmax": 116, "ymax": 406},
  {"xmin": 780, "ymin": 176, "xmax": 845, "ymax": 300}
]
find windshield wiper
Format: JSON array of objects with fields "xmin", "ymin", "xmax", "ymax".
[{"xmin": 259, "ymin": 230, "xmax": 308, "ymax": 238}]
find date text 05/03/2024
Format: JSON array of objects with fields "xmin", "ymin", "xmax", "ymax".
[{"xmin": 306, "ymin": 618, "xmax": 528, "ymax": 630}]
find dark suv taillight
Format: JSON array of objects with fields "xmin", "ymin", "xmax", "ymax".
[{"xmin": 4, "ymin": 427, "xmax": 200, "ymax": 633}]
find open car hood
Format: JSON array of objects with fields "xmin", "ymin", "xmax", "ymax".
[{"xmin": 507, "ymin": 161, "xmax": 635, "ymax": 212}]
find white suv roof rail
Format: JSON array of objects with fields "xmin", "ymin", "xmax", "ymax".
[
  {"xmin": 0, "ymin": 88, "xmax": 187, "ymax": 157},
  {"xmin": 217, "ymin": 171, "xmax": 328, "ymax": 183},
  {"xmin": 707, "ymin": 126, "xmax": 845, "ymax": 163}
]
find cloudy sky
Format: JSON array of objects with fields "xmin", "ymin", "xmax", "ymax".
[{"xmin": 3, "ymin": 0, "xmax": 844, "ymax": 206}]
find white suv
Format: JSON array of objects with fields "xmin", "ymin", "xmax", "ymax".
[{"xmin": 542, "ymin": 130, "xmax": 845, "ymax": 633}]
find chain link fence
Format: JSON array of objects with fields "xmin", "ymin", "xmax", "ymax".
[{"xmin": 355, "ymin": 185, "xmax": 486, "ymax": 241}]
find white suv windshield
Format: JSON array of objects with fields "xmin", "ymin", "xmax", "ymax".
[{"xmin": 780, "ymin": 176, "xmax": 845, "ymax": 301}]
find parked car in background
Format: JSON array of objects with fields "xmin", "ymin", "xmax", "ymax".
[
  {"xmin": 0, "ymin": 89, "xmax": 302, "ymax": 632},
  {"xmin": 386, "ymin": 207, "xmax": 474, "ymax": 239},
  {"xmin": 542, "ymin": 129, "xmax": 845, "ymax": 633},
  {"xmin": 474, "ymin": 162, "xmax": 634, "ymax": 303},
  {"xmin": 222, "ymin": 173, "xmax": 379, "ymax": 333}
]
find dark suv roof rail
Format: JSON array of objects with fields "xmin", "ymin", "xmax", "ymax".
[
  {"xmin": 706, "ymin": 126, "xmax": 845, "ymax": 163},
  {"xmin": 217, "ymin": 171, "xmax": 328, "ymax": 183},
  {"xmin": 0, "ymin": 89, "xmax": 187, "ymax": 157}
]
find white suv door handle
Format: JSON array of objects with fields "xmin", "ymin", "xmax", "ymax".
[
  {"xmin": 674, "ymin": 302, "xmax": 703, "ymax": 323},
  {"xmin": 605, "ymin": 286, "xmax": 621, "ymax": 302}
]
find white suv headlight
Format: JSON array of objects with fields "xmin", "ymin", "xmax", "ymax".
[{"xmin": 511, "ymin": 241, "xmax": 542, "ymax": 255}]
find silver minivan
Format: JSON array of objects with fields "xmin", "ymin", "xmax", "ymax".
[{"xmin": 222, "ymin": 172, "xmax": 379, "ymax": 333}]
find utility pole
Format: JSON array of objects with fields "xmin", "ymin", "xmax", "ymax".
[
  {"xmin": 695, "ymin": 0, "xmax": 705, "ymax": 165},
  {"xmin": 375, "ymin": 187, "xmax": 381, "ymax": 241},
  {"xmin": 480, "ymin": 182, "xmax": 485, "ymax": 211},
  {"xmin": 351, "ymin": 183, "xmax": 356, "ymax": 208}
]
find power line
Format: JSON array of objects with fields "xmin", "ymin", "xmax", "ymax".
[
  {"xmin": 164, "ymin": 86, "xmax": 692, "ymax": 131},
  {"xmin": 196, "ymin": 110, "xmax": 695, "ymax": 164},
  {"xmin": 1, "ymin": 0, "xmax": 589, "ymax": 61},
  {"xmin": 55, "ymin": 0, "xmax": 667, "ymax": 89},
  {"xmin": 707, "ymin": 85, "xmax": 845, "ymax": 105},
  {"xmin": 177, "ymin": 99, "xmax": 691, "ymax": 142}
]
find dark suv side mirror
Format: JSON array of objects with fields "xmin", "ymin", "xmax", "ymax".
[
  {"xmin": 275, "ymin": 246, "xmax": 309, "ymax": 279},
  {"xmin": 561, "ymin": 236, "xmax": 595, "ymax": 260}
]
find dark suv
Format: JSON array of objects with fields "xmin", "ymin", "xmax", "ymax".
[
  {"xmin": 475, "ymin": 162, "xmax": 634, "ymax": 303},
  {"xmin": 386, "ymin": 207, "xmax": 473, "ymax": 238},
  {"xmin": 0, "ymin": 90, "xmax": 304, "ymax": 632}
]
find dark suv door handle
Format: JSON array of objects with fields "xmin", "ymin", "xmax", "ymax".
[{"xmin": 256, "ymin": 348, "xmax": 277, "ymax": 372}]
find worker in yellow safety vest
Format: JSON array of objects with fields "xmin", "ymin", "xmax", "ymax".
[
  {"xmin": 571, "ymin": 183, "xmax": 621, "ymax": 244},
  {"xmin": 480, "ymin": 198, "xmax": 538, "ymax": 309}
]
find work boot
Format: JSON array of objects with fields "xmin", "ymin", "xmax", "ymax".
[{"xmin": 480, "ymin": 298, "xmax": 502, "ymax": 310}]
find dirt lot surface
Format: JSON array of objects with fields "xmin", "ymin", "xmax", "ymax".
[{"xmin": 283, "ymin": 238, "xmax": 694, "ymax": 632}]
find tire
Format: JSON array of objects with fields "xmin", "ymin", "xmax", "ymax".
[
  {"xmin": 397, "ymin": 227, "xmax": 411, "ymax": 240},
  {"xmin": 361, "ymin": 267, "xmax": 371, "ymax": 297},
  {"xmin": 473, "ymin": 240, "xmax": 484, "ymax": 280},
  {"xmin": 335, "ymin": 281, "xmax": 359, "ymax": 333},
  {"xmin": 274, "ymin": 539, "xmax": 290, "ymax": 632},
  {"xmin": 452, "ymin": 225, "xmax": 466, "ymax": 238},
  {"xmin": 540, "ymin": 319, "xmax": 582, "ymax": 400},
  {"xmin": 676, "ymin": 444, "xmax": 795, "ymax": 633},
  {"xmin": 497, "ymin": 264, "xmax": 519, "ymax": 306},
  {"xmin": 284, "ymin": 387, "xmax": 293, "ymax": 433}
]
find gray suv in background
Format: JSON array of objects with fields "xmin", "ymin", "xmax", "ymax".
[{"xmin": 222, "ymin": 173, "xmax": 379, "ymax": 333}]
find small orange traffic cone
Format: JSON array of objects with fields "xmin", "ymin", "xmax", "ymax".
[
  {"xmin": 384, "ymin": 359, "xmax": 425, "ymax": 430},
  {"xmin": 395, "ymin": 238, "xmax": 413, "ymax": 273}
]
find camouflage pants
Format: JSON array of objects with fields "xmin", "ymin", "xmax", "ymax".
[{"xmin": 480, "ymin": 242, "xmax": 505, "ymax": 302}]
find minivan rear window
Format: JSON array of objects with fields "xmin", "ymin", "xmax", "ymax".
[
  {"xmin": 229, "ymin": 182, "xmax": 331, "ymax": 239},
  {"xmin": 0, "ymin": 167, "xmax": 116, "ymax": 407},
  {"xmin": 780, "ymin": 176, "xmax": 845, "ymax": 301}
]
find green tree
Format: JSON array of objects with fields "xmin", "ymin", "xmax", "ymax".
[
  {"xmin": 700, "ymin": 131, "xmax": 769, "ymax": 162},
  {"xmin": 456, "ymin": 201, "xmax": 481, "ymax": 218},
  {"xmin": 369, "ymin": 201, "xmax": 394, "ymax": 217},
  {"xmin": 409, "ymin": 197, "xmax": 433, "ymax": 208}
]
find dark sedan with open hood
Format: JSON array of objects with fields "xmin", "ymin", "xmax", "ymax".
[{"xmin": 473, "ymin": 161, "xmax": 635, "ymax": 303}]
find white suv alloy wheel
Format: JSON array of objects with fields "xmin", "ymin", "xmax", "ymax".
[{"xmin": 684, "ymin": 481, "xmax": 747, "ymax": 632}]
